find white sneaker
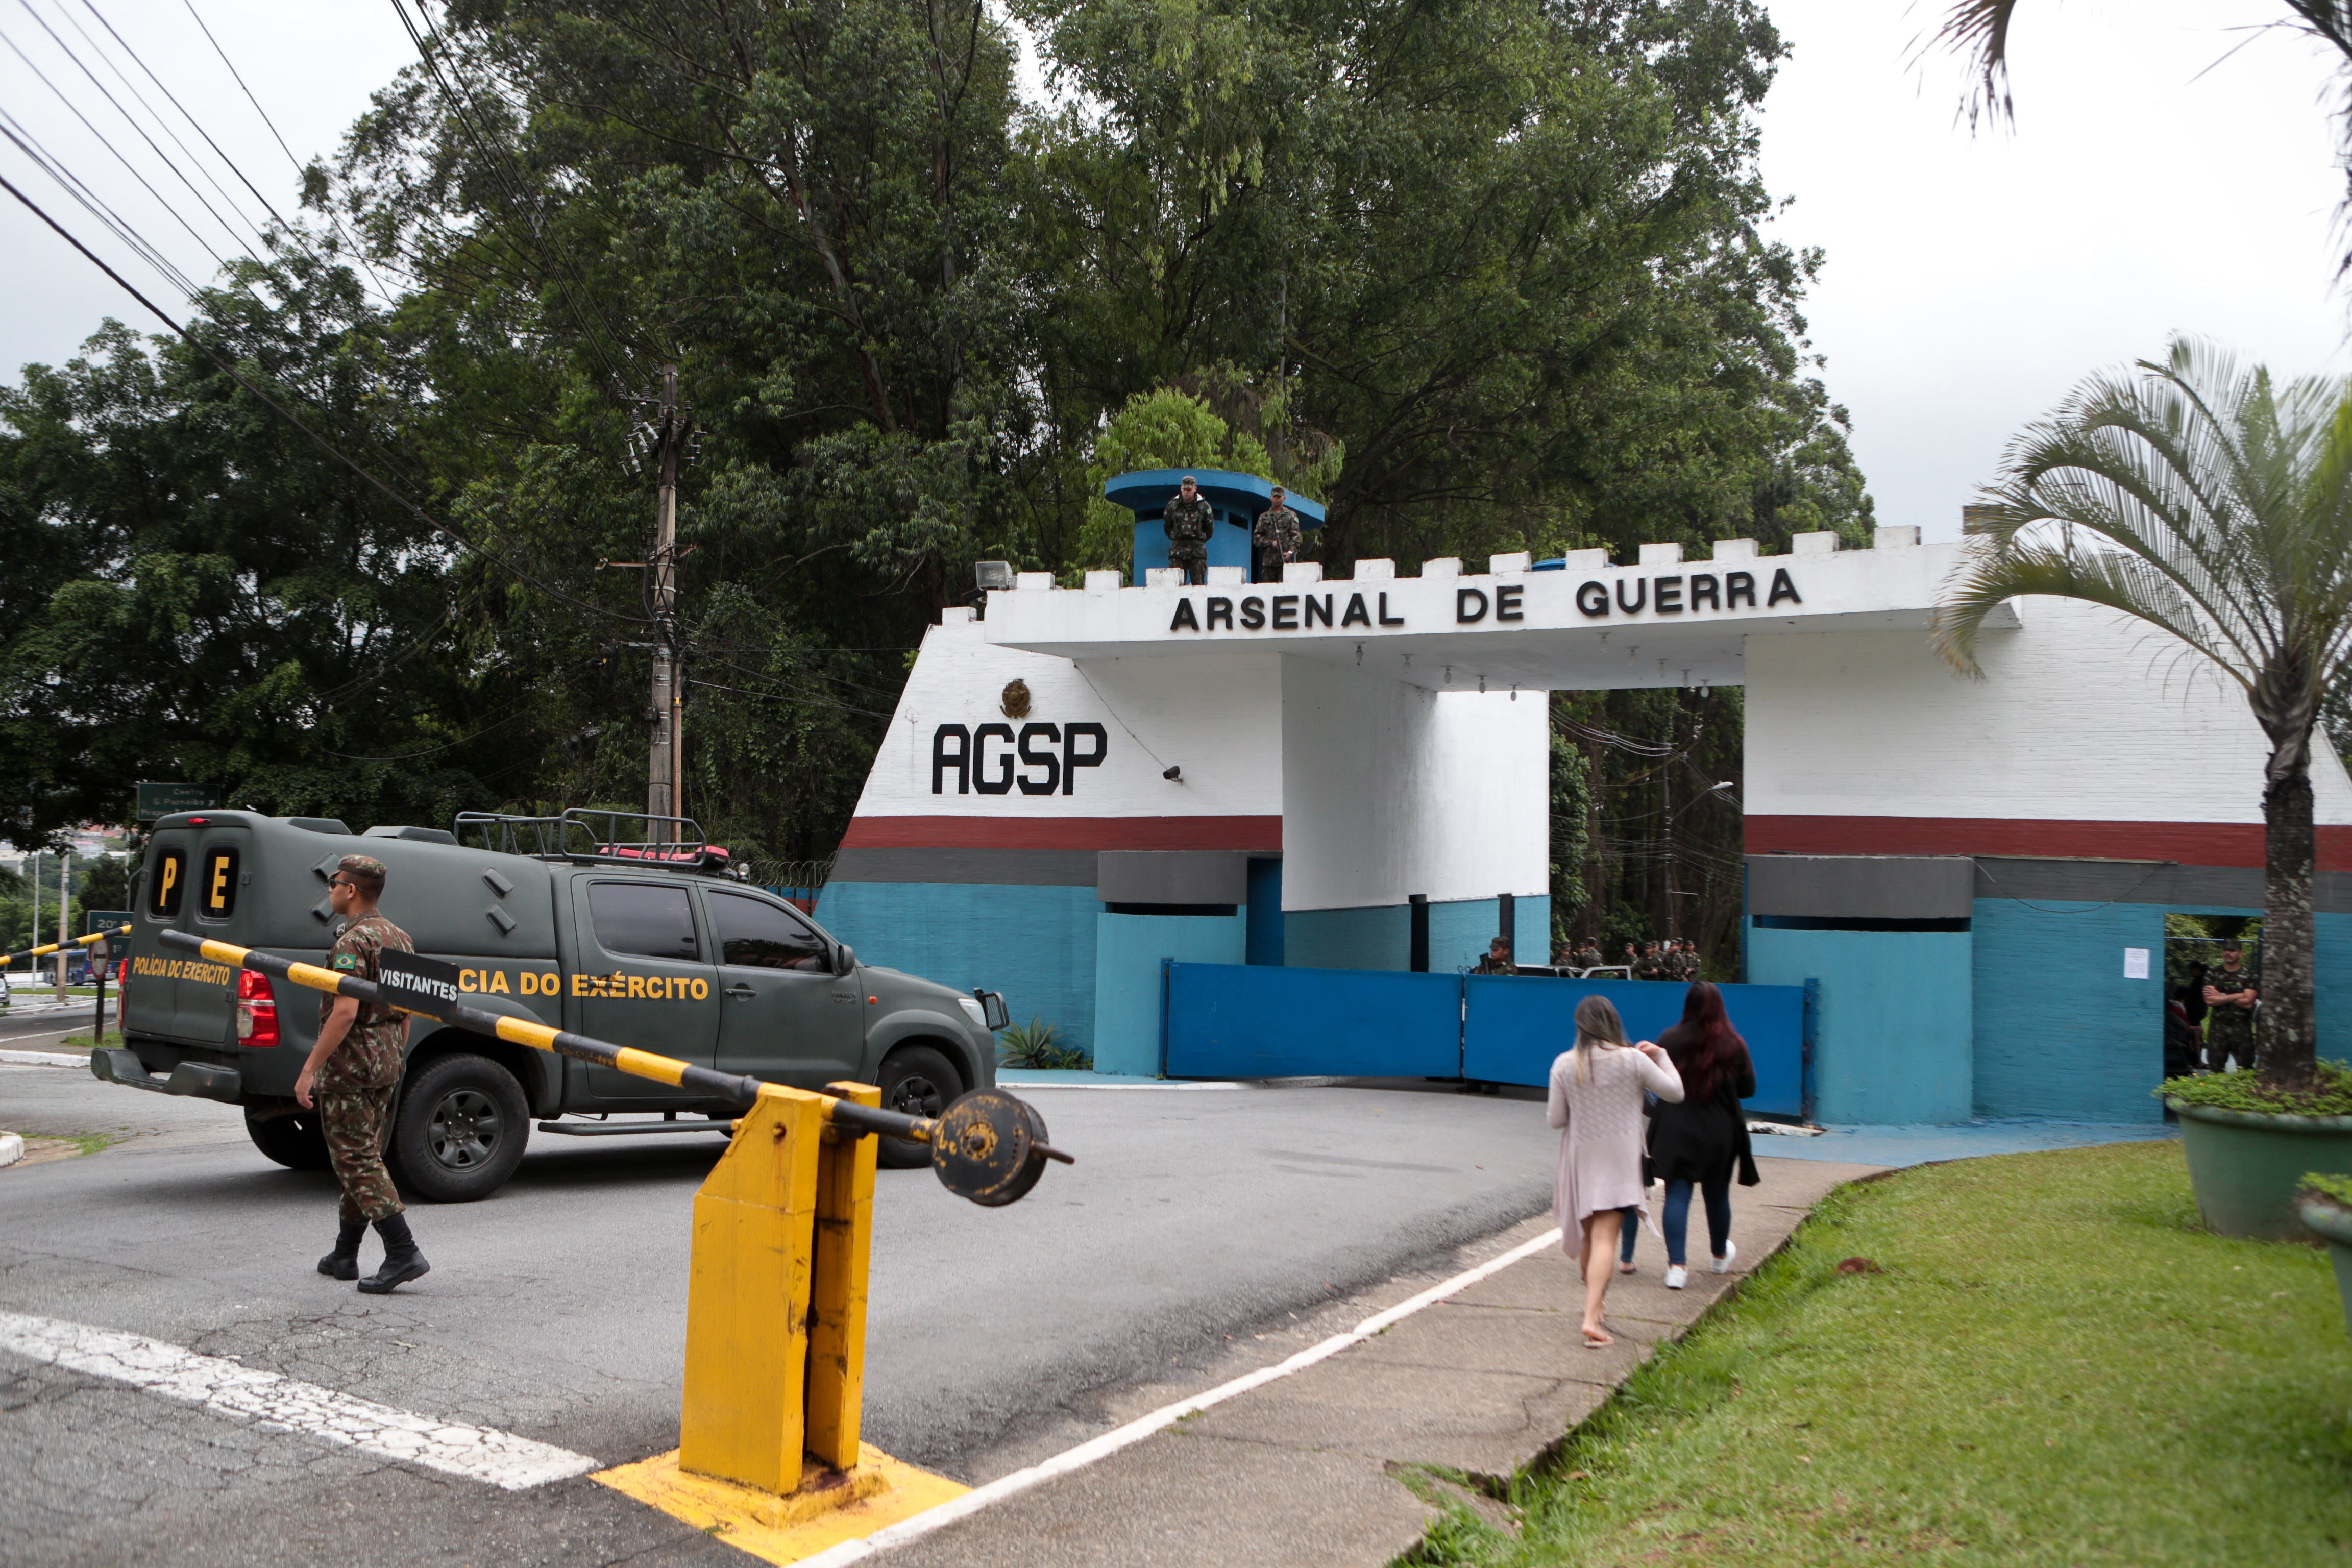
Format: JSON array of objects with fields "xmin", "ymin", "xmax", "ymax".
[
  {"xmin": 1663, "ymin": 1264, "xmax": 1687, "ymax": 1289},
  {"xmin": 1711, "ymin": 1241, "xmax": 1737, "ymax": 1275}
]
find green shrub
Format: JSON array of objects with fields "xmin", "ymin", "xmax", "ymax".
[
  {"xmin": 2156, "ymin": 1058, "xmax": 2352, "ymax": 1116},
  {"xmin": 997, "ymin": 1016, "xmax": 1089, "ymax": 1071},
  {"xmin": 2299, "ymin": 1170, "xmax": 2352, "ymax": 1208}
]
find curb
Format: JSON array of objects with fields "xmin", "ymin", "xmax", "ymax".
[
  {"xmin": 0, "ymin": 1050, "xmax": 89, "ymax": 1068},
  {"xmin": 0, "ymin": 1132, "xmax": 23, "ymax": 1168}
]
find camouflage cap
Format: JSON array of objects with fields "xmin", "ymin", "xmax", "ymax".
[{"xmin": 336, "ymin": 854, "xmax": 388, "ymax": 880}]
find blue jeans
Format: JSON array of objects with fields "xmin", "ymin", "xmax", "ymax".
[
  {"xmin": 1617, "ymin": 1205, "xmax": 1641, "ymax": 1263},
  {"xmin": 1662, "ymin": 1175, "xmax": 1731, "ymax": 1267}
]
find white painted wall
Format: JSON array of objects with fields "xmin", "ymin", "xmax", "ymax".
[
  {"xmin": 1745, "ymin": 596, "xmax": 2352, "ymax": 826},
  {"xmin": 1280, "ymin": 656, "xmax": 1550, "ymax": 910},
  {"xmin": 852, "ymin": 610, "xmax": 1284, "ymax": 822}
]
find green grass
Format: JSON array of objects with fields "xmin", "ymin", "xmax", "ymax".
[
  {"xmin": 1403, "ymin": 1143, "xmax": 2352, "ymax": 1567},
  {"xmin": 53, "ymin": 1030, "xmax": 121, "ymax": 1050}
]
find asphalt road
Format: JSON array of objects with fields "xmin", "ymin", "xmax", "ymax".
[{"xmin": 0, "ymin": 1062, "xmax": 1559, "ymax": 1567}]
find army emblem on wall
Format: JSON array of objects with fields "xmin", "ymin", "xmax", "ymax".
[{"xmin": 1000, "ymin": 679, "xmax": 1032, "ymax": 720}]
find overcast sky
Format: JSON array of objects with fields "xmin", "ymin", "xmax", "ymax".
[{"xmin": 3, "ymin": 1, "xmax": 2347, "ymax": 541}]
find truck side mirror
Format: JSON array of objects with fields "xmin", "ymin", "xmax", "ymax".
[{"xmin": 835, "ymin": 944, "xmax": 855, "ymax": 974}]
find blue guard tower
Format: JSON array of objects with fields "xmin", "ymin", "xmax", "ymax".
[{"xmin": 1104, "ymin": 469, "xmax": 1327, "ymax": 583}]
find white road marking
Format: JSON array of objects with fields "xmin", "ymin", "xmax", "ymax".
[
  {"xmin": 0, "ymin": 1312, "xmax": 599, "ymax": 1490},
  {"xmin": 996, "ymin": 1079, "xmax": 1243, "ymax": 1092},
  {"xmin": 799, "ymin": 1223, "xmax": 1567, "ymax": 1566}
]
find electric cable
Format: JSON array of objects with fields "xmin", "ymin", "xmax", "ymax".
[{"xmin": 0, "ymin": 167, "xmax": 654, "ymax": 629}]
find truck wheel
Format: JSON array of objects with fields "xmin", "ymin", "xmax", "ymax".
[
  {"xmin": 388, "ymin": 1054, "xmax": 530, "ymax": 1203},
  {"xmin": 245, "ymin": 1107, "xmax": 332, "ymax": 1171},
  {"xmin": 876, "ymin": 1045, "xmax": 963, "ymax": 1169}
]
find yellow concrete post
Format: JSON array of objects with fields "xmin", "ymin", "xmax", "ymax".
[
  {"xmin": 678, "ymin": 1083, "xmax": 825, "ymax": 1494},
  {"xmin": 806, "ymin": 1081, "xmax": 880, "ymax": 1472}
]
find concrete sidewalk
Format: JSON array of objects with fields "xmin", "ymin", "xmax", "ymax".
[{"xmin": 874, "ymin": 1156, "xmax": 1882, "ymax": 1568}]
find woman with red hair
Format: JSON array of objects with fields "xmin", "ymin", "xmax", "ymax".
[{"xmin": 1648, "ymin": 981, "xmax": 1760, "ymax": 1289}]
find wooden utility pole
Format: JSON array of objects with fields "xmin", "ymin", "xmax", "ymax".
[{"xmin": 647, "ymin": 365, "xmax": 686, "ymax": 843}]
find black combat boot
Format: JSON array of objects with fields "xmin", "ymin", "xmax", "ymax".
[
  {"xmin": 356, "ymin": 1213, "xmax": 430, "ymax": 1294},
  {"xmin": 317, "ymin": 1219, "xmax": 365, "ymax": 1281}
]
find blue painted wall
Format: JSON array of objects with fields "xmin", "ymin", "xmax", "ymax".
[
  {"xmin": 2321, "ymin": 913, "xmax": 2352, "ymax": 1065},
  {"xmin": 1285, "ymin": 895, "xmax": 1551, "ymax": 973},
  {"xmin": 1971, "ymin": 899, "xmax": 2165, "ymax": 1123},
  {"xmin": 1746, "ymin": 922, "xmax": 1974, "ymax": 1123},
  {"xmin": 1094, "ymin": 913, "xmax": 1246, "ymax": 1075},
  {"xmin": 816, "ymin": 881, "xmax": 1100, "ymax": 1058}
]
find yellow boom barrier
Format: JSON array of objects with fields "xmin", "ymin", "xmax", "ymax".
[
  {"xmin": 4, "ymin": 923, "xmax": 131, "ymax": 965},
  {"xmin": 158, "ymin": 928, "xmax": 1068, "ymax": 1558}
]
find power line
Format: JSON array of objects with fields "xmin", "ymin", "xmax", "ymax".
[
  {"xmin": 172, "ymin": 0, "xmax": 400, "ymax": 306},
  {"xmin": 0, "ymin": 167, "xmax": 653, "ymax": 630}
]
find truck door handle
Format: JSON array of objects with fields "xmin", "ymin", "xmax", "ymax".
[{"xmin": 725, "ymin": 984, "xmax": 756, "ymax": 1000}]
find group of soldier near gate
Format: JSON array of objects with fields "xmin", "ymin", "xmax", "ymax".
[
  {"xmin": 1160, "ymin": 475, "xmax": 1305, "ymax": 586},
  {"xmin": 1472, "ymin": 936, "xmax": 1704, "ymax": 979},
  {"xmin": 2168, "ymin": 941, "xmax": 2261, "ymax": 1075}
]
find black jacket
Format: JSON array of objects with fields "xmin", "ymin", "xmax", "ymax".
[{"xmin": 1647, "ymin": 1023, "xmax": 1759, "ymax": 1186}]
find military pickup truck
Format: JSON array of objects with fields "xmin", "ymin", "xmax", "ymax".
[{"xmin": 92, "ymin": 810, "xmax": 1007, "ymax": 1201}]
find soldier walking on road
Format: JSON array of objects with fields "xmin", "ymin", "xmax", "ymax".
[
  {"xmin": 1252, "ymin": 485, "xmax": 1304, "ymax": 584},
  {"xmin": 2203, "ymin": 943, "xmax": 2259, "ymax": 1072},
  {"xmin": 1163, "ymin": 475, "xmax": 1216, "ymax": 586},
  {"xmin": 297, "ymin": 855, "xmax": 430, "ymax": 1293}
]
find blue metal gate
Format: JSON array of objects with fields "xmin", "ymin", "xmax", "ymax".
[{"xmin": 1163, "ymin": 964, "xmax": 1807, "ymax": 1117}]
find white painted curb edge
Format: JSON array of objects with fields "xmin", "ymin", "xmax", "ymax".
[
  {"xmin": 0, "ymin": 1132, "xmax": 22, "ymax": 1168},
  {"xmin": 797, "ymin": 1222, "xmax": 1567, "ymax": 1567},
  {"xmin": 0, "ymin": 1050, "xmax": 90, "ymax": 1068}
]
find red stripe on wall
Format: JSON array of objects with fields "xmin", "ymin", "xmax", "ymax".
[
  {"xmin": 1746, "ymin": 815, "xmax": 2352, "ymax": 872},
  {"xmin": 839, "ymin": 815, "xmax": 1284, "ymax": 851}
]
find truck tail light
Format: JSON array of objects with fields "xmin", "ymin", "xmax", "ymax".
[{"xmin": 236, "ymin": 969, "xmax": 279, "ymax": 1048}]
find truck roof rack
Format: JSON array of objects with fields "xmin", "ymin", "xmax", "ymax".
[{"xmin": 452, "ymin": 809, "xmax": 741, "ymax": 877}]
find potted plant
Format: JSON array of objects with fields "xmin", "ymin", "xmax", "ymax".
[
  {"xmin": 2295, "ymin": 1172, "xmax": 2352, "ymax": 1339},
  {"xmin": 2157, "ymin": 1063, "xmax": 2352, "ymax": 1240},
  {"xmin": 1935, "ymin": 340, "xmax": 2352, "ymax": 1237}
]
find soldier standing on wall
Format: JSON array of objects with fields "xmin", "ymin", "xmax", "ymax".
[
  {"xmin": 1163, "ymin": 475, "xmax": 1216, "ymax": 586},
  {"xmin": 296, "ymin": 855, "xmax": 430, "ymax": 1293},
  {"xmin": 1252, "ymin": 485, "xmax": 1304, "ymax": 584},
  {"xmin": 2202, "ymin": 944, "xmax": 2259, "ymax": 1073}
]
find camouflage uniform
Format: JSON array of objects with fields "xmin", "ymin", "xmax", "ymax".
[
  {"xmin": 1163, "ymin": 492, "xmax": 1217, "ymax": 585},
  {"xmin": 1572, "ymin": 944, "xmax": 1603, "ymax": 972},
  {"xmin": 316, "ymin": 895, "xmax": 415, "ymax": 1224},
  {"xmin": 2204, "ymin": 964, "xmax": 2258, "ymax": 1072},
  {"xmin": 1671, "ymin": 946, "xmax": 1699, "ymax": 982},
  {"xmin": 1252, "ymin": 502, "xmax": 1303, "ymax": 584},
  {"xmin": 1472, "ymin": 948, "xmax": 1514, "ymax": 976}
]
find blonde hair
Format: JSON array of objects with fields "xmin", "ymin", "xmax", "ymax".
[{"xmin": 1571, "ymin": 994, "xmax": 1627, "ymax": 1083}]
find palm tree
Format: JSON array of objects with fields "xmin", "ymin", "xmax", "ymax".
[
  {"xmin": 1936, "ymin": 4, "xmax": 2352, "ymax": 271},
  {"xmin": 1934, "ymin": 337, "xmax": 2352, "ymax": 1091}
]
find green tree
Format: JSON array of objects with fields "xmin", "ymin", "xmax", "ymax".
[
  {"xmin": 1934, "ymin": 337, "xmax": 2352, "ymax": 1091},
  {"xmin": 0, "ymin": 257, "xmax": 500, "ymax": 848},
  {"xmin": 1016, "ymin": 0, "xmax": 1871, "ymax": 570}
]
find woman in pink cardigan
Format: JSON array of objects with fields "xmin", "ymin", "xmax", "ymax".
[{"xmin": 1548, "ymin": 994, "xmax": 1684, "ymax": 1346}]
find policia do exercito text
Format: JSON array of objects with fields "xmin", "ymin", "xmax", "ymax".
[{"xmin": 95, "ymin": 810, "xmax": 1009, "ymax": 1212}]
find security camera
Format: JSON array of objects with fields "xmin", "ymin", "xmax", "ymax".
[{"xmin": 1162, "ymin": 765, "xmax": 1183, "ymax": 781}]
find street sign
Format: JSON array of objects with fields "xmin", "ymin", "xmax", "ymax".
[
  {"xmin": 85, "ymin": 910, "xmax": 134, "ymax": 940},
  {"xmin": 136, "ymin": 783, "xmax": 215, "ymax": 820}
]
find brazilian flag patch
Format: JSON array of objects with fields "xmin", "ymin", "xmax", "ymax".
[{"xmin": 332, "ymin": 953, "xmax": 359, "ymax": 971}]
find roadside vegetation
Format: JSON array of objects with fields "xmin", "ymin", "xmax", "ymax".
[{"xmin": 1405, "ymin": 1142, "xmax": 2351, "ymax": 1566}]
